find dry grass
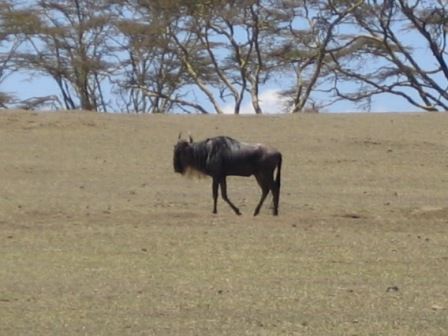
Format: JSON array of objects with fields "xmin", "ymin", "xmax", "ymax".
[{"xmin": 1, "ymin": 111, "xmax": 448, "ymax": 335}]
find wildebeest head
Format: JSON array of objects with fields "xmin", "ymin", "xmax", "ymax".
[{"xmin": 173, "ymin": 134, "xmax": 193, "ymax": 174}]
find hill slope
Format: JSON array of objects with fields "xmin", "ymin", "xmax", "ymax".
[{"xmin": 1, "ymin": 111, "xmax": 448, "ymax": 335}]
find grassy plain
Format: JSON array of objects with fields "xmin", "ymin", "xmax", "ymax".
[{"xmin": 0, "ymin": 111, "xmax": 447, "ymax": 335}]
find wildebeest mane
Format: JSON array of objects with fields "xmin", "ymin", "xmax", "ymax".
[
  {"xmin": 188, "ymin": 136, "xmax": 242, "ymax": 174},
  {"xmin": 183, "ymin": 140, "xmax": 209, "ymax": 178},
  {"xmin": 187, "ymin": 140, "xmax": 209, "ymax": 174}
]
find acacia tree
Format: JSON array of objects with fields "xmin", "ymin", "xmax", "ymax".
[
  {"xmin": 109, "ymin": 0, "xmax": 274, "ymax": 114},
  {"xmin": 112, "ymin": 6, "xmax": 179, "ymax": 113},
  {"xmin": 13, "ymin": 0, "xmax": 116, "ymax": 111},
  {"xmin": 121, "ymin": 0, "xmax": 278, "ymax": 114},
  {"xmin": 111, "ymin": 0, "xmax": 216, "ymax": 113},
  {"xmin": 266, "ymin": 0, "xmax": 364, "ymax": 113},
  {"xmin": 173, "ymin": 0, "xmax": 280, "ymax": 114},
  {"xmin": 110, "ymin": 0, "xmax": 448, "ymax": 113},
  {"xmin": 165, "ymin": 1, "xmax": 226, "ymax": 114},
  {"xmin": 114, "ymin": 21, "xmax": 180, "ymax": 113},
  {"xmin": 330, "ymin": 0, "xmax": 448, "ymax": 111},
  {"xmin": 193, "ymin": 0, "xmax": 267, "ymax": 114},
  {"xmin": 2, "ymin": 0, "xmax": 447, "ymax": 113},
  {"xmin": 0, "ymin": 0, "xmax": 21, "ymax": 108}
]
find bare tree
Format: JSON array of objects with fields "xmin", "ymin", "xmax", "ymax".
[
  {"xmin": 176, "ymin": 0, "xmax": 278, "ymax": 114},
  {"xmin": 268, "ymin": 0, "xmax": 363, "ymax": 113},
  {"xmin": 0, "ymin": 0, "xmax": 22, "ymax": 108},
  {"xmin": 13, "ymin": 0, "xmax": 117, "ymax": 111},
  {"xmin": 112, "ymin": 5, "xmax": 178, "ymax": 113},
  {"xmin": 119, "ymin": 0, "xmax": 276, "ymax": 114},
  {"xmin": 17, "ymin": 95, "xmax": 61, "ymax": 110},
  {"xmin": 330, "ymin": 0, "xmax": 448, "ymax": 111},
  {"xmin": 110, "ymin": 0, "xmax": 217, "ymax": 113}
]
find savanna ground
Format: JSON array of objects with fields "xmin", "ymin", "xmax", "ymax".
[{"xmin": 0, "ymin": 111, "xmax": 447, "ymax": 335}]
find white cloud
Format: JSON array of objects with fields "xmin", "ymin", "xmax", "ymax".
[{"xmin": 222, "ymin": 89, "xmax": 287, "ymax": 114}]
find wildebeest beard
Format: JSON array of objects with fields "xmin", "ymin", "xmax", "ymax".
[{"xmin": 184, "ymin": 166, "xmax": 207, "ymax": 179}]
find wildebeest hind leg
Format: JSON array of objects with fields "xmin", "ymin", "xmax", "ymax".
[
  {"xmin": 271, "ymin": 182, "xmax": 280, "ymax": 216},
  {"xmin": 254, "ymin": 174, "xmax": 270, "ymax": 216},
  {"xmin": 220, "ymin": 178, "xmax": 241, "ymax": 215},
  {"xmin": 212, "ymin": 179, "xmax": 219, "ymax": 214}
]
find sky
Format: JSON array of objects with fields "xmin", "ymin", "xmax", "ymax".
[{"xmin": 222, "ymin": 88, "xmax": 416, "ymax": 114}]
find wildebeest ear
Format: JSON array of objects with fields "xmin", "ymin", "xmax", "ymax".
[
  {"xmin": 189, "ymin": 135, "xmax": 193, "ymax": 143},
  {"xmin": 178, "ymin": 132, "xmax": 182, "ymax": 140}
]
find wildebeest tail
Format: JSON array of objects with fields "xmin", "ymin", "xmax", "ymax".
[{"xmin": 275, "ymin": 153, "xmax": 282, "ymax": 188}]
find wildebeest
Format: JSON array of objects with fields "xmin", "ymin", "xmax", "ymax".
[{"xmin": 173, "ymin": 134, "xmax": 282, "ymax": 216}]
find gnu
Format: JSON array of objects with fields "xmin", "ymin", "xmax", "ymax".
[{"xmin": 173, "ymin": 134, "xmax": 282, "ymax": 216}]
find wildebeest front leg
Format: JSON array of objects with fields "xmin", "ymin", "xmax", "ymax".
[{"xmin": 220, "ymin": 178, "xmax": 241, "ymax": 215}]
